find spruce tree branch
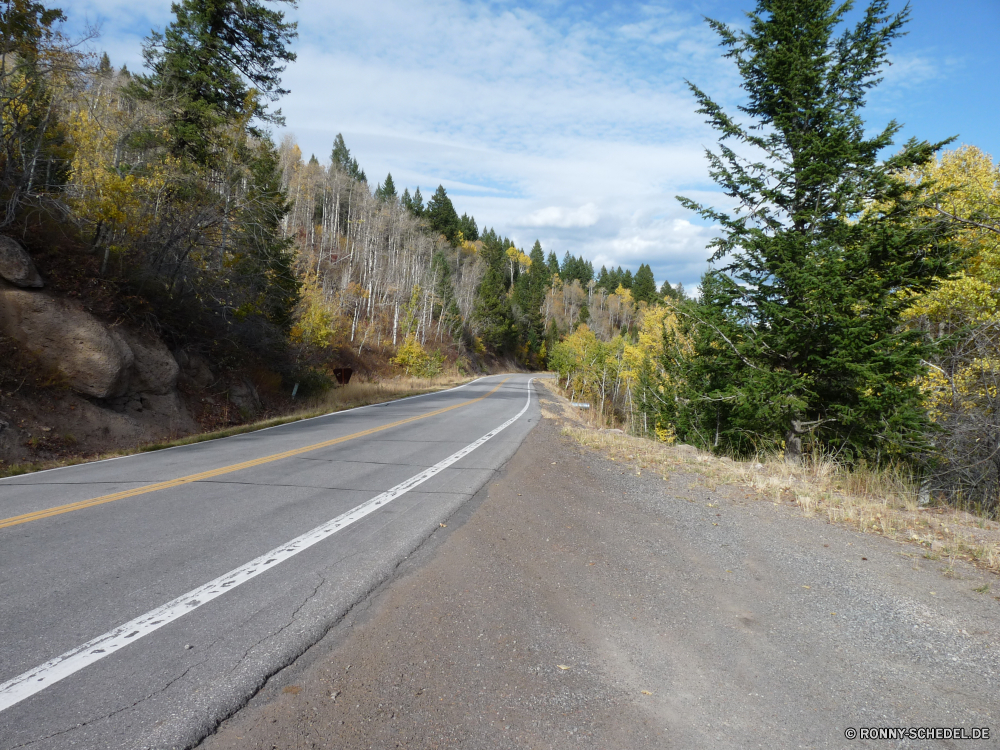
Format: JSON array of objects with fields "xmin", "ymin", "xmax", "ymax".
[{"xmin": 665, "ymin": 301, "xmax": 762, "ymax": 372}]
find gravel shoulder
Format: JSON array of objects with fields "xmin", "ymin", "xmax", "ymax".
[{"xmin": 199, "ymin": 385, "xmax": 1000, "ymax": 749}]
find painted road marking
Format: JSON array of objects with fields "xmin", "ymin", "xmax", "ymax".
[
  {"xmin": 0, "ymin": 377, "xmax": 489, "ymax": 487},
  {"xmin": 0, "ymin": 379, "xmax": 533, "ymax": 713},
  {"xmin": 0, "ymin": 379, "xmax": 509, "ymax": 530}
]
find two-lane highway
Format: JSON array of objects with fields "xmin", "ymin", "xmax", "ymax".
[{"xmin": 0, "ymin": 374, "xmax": 539, "ymax": 749}]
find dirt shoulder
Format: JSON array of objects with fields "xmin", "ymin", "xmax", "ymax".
[{"xmin": 199, "ymin": 384, "xmax": 1000, "ymax": 749}]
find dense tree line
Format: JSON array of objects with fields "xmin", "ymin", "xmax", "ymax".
[{"xmin": 4, "ymin": 0, "xmax": 668, "ymax": 384}]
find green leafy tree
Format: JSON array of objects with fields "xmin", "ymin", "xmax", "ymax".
[
  {"xmin": 137, "ymin": 0, "xmax": 297, "ymax": 163},
  {"xmin": 677, "ymin": 0, "xmax": 959, "ymax": 463}
]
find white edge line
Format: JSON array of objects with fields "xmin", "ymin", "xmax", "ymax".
[
  {"xmin": 0, "ymin": 378, "xmax": 534, "ymax": 713},
  {"xmin": 0, "ymin": 375, "xmax": 499, "ymax": 484}
]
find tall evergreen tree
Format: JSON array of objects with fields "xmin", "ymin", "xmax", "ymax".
[
  {"xmin": 473, "ymin": 231, "xmax": 515, "ymax": 351},
  {"xmin": 426, "ymin": 184, "xmax": 460, "ymax": 244},
  {"xmin": 659, "ymin": 279, "xmax": 680, "ymax": 300},
  {"xmin": 677, "ymin": 0, "xmax": 958, "ymax": 462},
  {"xmin": 137, "ymin": 0, "xmax": 297, "ymax": 163},
  {"xmin": 632, "ymin": 263, "xmax": 657, "ymax": 304},
  {"xmin": 457, "ymin": 212, "xmax": 479, "ymax": 241},
  {"xmin": 330, "ymin": 133, "xmax": 366, "ymax": 182},
  {"xmin": 546, "ymin": 251, "xmax": 560, "ymax": 276},
  {"xmin": 375, "ymin": 172, "xmax": 397, "ymax": 202},
  {"xmin": 410, "ymin": 186, "xmax": 424, "ymax": 216}
]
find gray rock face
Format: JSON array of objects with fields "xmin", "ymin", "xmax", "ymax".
[
  {"xmin": 120, "ymin": 329, "xmax": 180, "ymax": 395},
  {"xmin": 0, "ymin": 286, "xmax": 134, "ymax": 398},
  {"xmin": 175, "ymin": 350, "xmax": 215, "ymax": 389},
  {"xmin": 0, "ymin": 236, "xmax": 44, "ymax": 288}
]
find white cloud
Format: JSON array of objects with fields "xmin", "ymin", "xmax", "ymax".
[{"xmin": 519, "ymin": 203, "xmax": 599, "ymax": 228}]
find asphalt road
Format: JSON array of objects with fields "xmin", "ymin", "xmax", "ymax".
[
  {"xmin": 198, "ymin": 387, "xmax": 1000, "ymax": 750},
  {"xmin": 0, "ymin": 374, "xmax": 540, "ymax": 750}
]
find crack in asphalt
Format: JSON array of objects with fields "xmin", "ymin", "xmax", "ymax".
[
  {"xmin": 225, "ymin": 573, "xmax": 328, "ymax": 681},
  {"xmin": 8, "ymin": 650, "xmax": 217, "ymax": 750}
]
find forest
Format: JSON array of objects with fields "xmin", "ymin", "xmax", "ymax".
[
  {"xmin": 548, "ymin": 1, "xmax": 1000, "ymax": 517},
  {"xmin": 0, "ymin": 0, "xmax": 663, "ymax": 387},
  {"xmin": 1, "ymin": 0, "xmax": 999, "ymax": 516}
]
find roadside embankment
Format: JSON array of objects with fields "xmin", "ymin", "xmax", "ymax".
[{"xmin": 0, "ymin": 366, "xmax": 474, "ymax": 479}]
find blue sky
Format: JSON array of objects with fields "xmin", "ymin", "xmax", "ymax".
[{"xmin": 67, "ymin": 0, "xmax": 1000, "ymax": 292}]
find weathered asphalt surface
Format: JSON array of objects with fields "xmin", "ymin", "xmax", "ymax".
[
  {"xmin": 199, "ymin": 386, "xmax": 1000, "ymax": 750},
  {"xmin": 0, "ymin": 374, "xmax": 540, "ymax": 750}
]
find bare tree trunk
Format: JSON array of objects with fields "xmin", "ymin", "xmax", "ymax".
[{"xmin": 784, "ymin": 417, "xmax": 804, "ymax": 464}]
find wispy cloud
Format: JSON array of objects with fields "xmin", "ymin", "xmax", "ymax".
[{"xmin": 61, "ymin": 0, "xmax": 989, "ymax": 291}]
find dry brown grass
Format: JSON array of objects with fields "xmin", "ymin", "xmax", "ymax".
[{"xmin": 535, "ymin": 379, "xmax": 1000, "ymax": 576}]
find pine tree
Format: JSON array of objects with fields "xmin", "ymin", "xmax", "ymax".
[
  {"xmin": 137, "ymin": 0, "xmax": 297, "ymax": 163},
  {"xmin": 228, "ymin": 138, "xmax": 300, "ymax": 333},
  {"xmin": 677, "ymin": 0, "xmax": 959, "ymax": 463},
  {"xmin": 632, "ymin": 263, "xmax": 657, "ymax": 304},
  {"xmin": 473, "ymin": 232, "xmax": 515, "ymax": 352},
  {"xmin": 659, "ymin": 279, "xmax": 679, "ymax": 300},
  {"xmin": 375, "ymin": 172, "xmax": 397, "ymax": 202},
  {"xmin": 457, "ymin": 212, "xmax": 479, "ymax": 241},
  {"xmin": 546, "ymin": 251, "xmax": 560, "ymax": 276},
  {"xmin": 98, "ymin": 51, "xmax": 112, "ymax": 76},
  {"xmin": 426, "ymin": 185, "xmax": 460, "ymax": 244},
  {"xmin": 330, "ymin": 133, "xmax": 366, "ymax": 182},
  {"xmin": 411, "ymin": 187, "xmax": 424, "ymax": 217}
]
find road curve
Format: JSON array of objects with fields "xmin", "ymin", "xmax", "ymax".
[{"xmin": 0, "ymin": 374, "xmax": 540, "ymax": 750}]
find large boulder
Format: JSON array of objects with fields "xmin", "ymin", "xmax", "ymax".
[
  {"xmin": 0, "ymin": 236, "xmax": 44, "ymax": 288},
  {"xmin": 120, "ymin": 329, "xmax": 179, "ymax": 395},
  {"xmin": 0, "ymin": 286, "xmax": 134, "ymax": 398}
]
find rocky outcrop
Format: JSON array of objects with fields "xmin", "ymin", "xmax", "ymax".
[
  {"xmin": 175, "ymin": 350, "xmax": 216, "ymax": 390},
  {"xmin": 120, "ymin": 329, "xmax": 180, "ymax": 395},
  {"xmin": 0, "ymin": 286, "xmax": 133, "ymax": 398},
  {"xmin": 0, "ymin": 236, "xmax": 44, "ymax": 288},
  {"xmin": 0, "ymin": 289, "xmax": 199, "ymax": 463}
]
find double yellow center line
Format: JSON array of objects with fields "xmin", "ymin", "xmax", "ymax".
[{"xmin": 0, "ymin": 379, "xmax": 509, "ymax": 530}]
